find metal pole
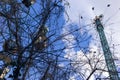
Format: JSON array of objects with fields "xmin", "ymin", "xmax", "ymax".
[{"xmin": 94, "ymin": 15, "xmax": 119, "ymax": 80}]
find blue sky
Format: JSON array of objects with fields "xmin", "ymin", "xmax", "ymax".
[
  {"xmin": 1, "ymin": 0, "xmax": 120, "ymax": 80},
  {"xmin": 64, "ymin": 0, "xmax": 120, "ymax": 59},
  {"xmin": 63, "ymin": 0, "xmax": 120, "ymax": 79}
]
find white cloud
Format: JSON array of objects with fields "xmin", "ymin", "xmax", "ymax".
[
  {"xmin": 66, "ymin": 0, "xmax": 120, "ymax": 50},
  {"xmin": 63, "ymin": 0, "xmax": 120, "ymax": 79}
]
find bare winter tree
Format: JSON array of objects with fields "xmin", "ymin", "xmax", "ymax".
[
  {"xmin": 0, "ymin": 0, "xmax": 72, "ymax": 80},
  {"xmin": 0, "ymin": 0, "xmax": 119, "ymax": 80},
  {"xmin": 63, "ymin": 22, "xmax": 120, "ymax": 80}
]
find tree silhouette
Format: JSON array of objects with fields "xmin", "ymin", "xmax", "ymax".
[
  {"xmin": 0, "ymin": 0, "xmax": 118, "ymax": 80},
  {"xmin": 0, "ymin": 0, "xmax": 69, "ymax": 80}
]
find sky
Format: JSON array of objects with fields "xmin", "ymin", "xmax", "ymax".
[
  {"xmin": 63, "ymin": 0, "xmax": 120, "ymax": 79},
  {"xmin": 68, "ymin": 0, "xmax": 120, "ymax": 42},
  {"xmin": 1, "ymin": 0, "xmax": 120, "ymax": 79},
  {"xmin": 64, "ymin": 0, "xmax": 120, "ymax": 61}
]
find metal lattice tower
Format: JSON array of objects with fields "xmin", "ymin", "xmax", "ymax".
[{"xmin": 94, "ymin": 15, "xmax": 119, "ymax": 80}]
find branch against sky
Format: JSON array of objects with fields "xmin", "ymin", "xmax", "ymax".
[
  {"xmin": 0, "ymin": 0, "xmax": 94, "ymax": 80},
  {"xmin": 62, "ymin": 0, "xmax": 120, "ymax": 79},
  {"xmin": 0, "ymin": 0, "xmax": 120, "ymax": 80},
  {"xmin": 0, "ymin": 0, "xmax": 95, "ymax": 79},
  {"xmin": 0, "ymin": 0, "xmax": 68, "ymax": 80}
]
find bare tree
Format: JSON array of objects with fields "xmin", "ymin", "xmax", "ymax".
[
  {"xmin": 0, "ymin": 0, "xmax": 70, "ymax": 80},
  {"xmin": 63, "ymin": 22, "xmax": 120, "ymax": 80},
  {"xmin": 0, "ymin": 0, "xmax": 119, "ymax": 80}
]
